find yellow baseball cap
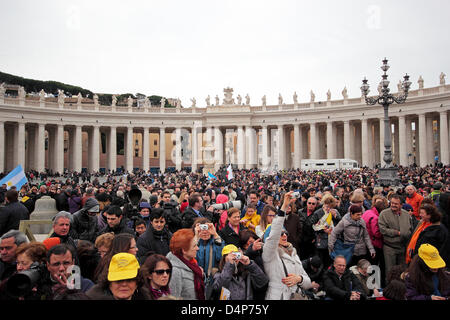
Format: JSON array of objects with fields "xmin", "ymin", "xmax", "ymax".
[
  {"xmin": 222, "ymin": 244, "xmax": 239, "ymax": 256},
  {"xmin": 108, "ymin": 253, "xmax": 140, "ymax": 281},
  {"xmin": 418, "ymin": 244, "xmax": 446, "ymax": 269}
]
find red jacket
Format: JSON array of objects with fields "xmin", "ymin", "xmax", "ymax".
[
  {"xmin": 362, "ymin": 207, "xmax": 383, "ymax": 249},
  {"xmin": 406, "ymin": 192, "xmax": 423, "ymax": 219}
]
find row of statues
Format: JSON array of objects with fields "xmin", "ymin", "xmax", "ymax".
[{"xmin": 0, "ymin": 73, "xmax": 447, "ymax": 108}]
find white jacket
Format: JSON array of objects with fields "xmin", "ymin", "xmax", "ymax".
[{"xmin": 262, "ymin": 215, "xmax": 312, "ymax": 300}]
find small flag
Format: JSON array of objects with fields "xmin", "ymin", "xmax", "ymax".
[
  {"xmin": 0, "ymin": 165, "xmax": 28, "ymax": 190},
  {"xmin": 227, "ymin": 164, "xmax": 234, "ymax": 180},
  {"xmin": 207, "ymin": 172, "xmax": 217, "ymax": 180}
]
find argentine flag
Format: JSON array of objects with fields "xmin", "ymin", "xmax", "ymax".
[
  {"xmin": 207, "ymin": 172, "xmax": 217, "ymax": 180},
  {"xmin": 0, "ymin": 165, "xmax": 28, "ymax": 190}
]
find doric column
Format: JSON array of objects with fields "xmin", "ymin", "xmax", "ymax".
[
  {"xmin": 55, "ymin": 124, "xmax": 65, "ymax": 174},
  {"xmin": 293, "ymin": 124, "xmax": 302, "ymax": 168},
  {"xmin": 426, "ymin": 116, "xmax": 434, "ymax": 165},
  {"xmin": 344, "ymin": 120, "xmax": 351, "ymax": 159},
  {"xmin": 191, "ymin": 126, "xmax": 198, "ymax": 172},
  {"xmin": 142, "ymin": 127, "xmax": 150, "ymax": 172},
  {"xmin": 310, "ymin": 123, "xmax": 318, "ymax": 159},
  {"xmin": 126, "ymin": 126, "xmax": 134, "ymax": 173},
  {"xmin": 214, "ymin": 127, "xmax": 224, "ymax": 170},
  {"xmin": 73, "ymin": 126, "xmax": 82, "ymax": 172},
  {"xmin": 16, "ymin": 122, "xmax": 26, "ymax": 168},
  {"xmin": 0, "ymin": 122, "xmax": 4, "ymax": 173},
  {"xmin": 88, "ymin": 125, "xmax": 100, "ymax": 173},
  {"xmin": 277, "ymin": 124, "xmax": 286, "ymax": 169},
  {"xmin": 245, "ymin": 126, "xmax": 257, "ymax": 169},
  {"xmin": 440, "ymin": 111, "xmax": 449, "ymax": 165},
  {"xmin": 405, "ymin": 118, "xmax": 413, "ymax": 165},
  {"xmin": 418, "ymin": 113, "xmax": 427, "ymax": 167},
  {"xmin": 260, "ymin": 125, "xmax": 270, "ymax": 170},
  {"xmin": 361, "ymin": 119, "xmax": 369, "ymax": 167},
  {"xmin": 175, "ymin": 127, "xmax": 182, "ymax": 171},
  {"xmin": 237, "ymin": 126, "xmax": 245, "ymax": 169},
  {"xmin": 159, "ymin": 127, "xmax": 166, "ymax": 173},
  {"xmin": 108, "ymin": 126, "xmax": 117, "ymax": 172},
  {"xmin": 326, "ymin": 121, "xmax": 335, "ymax": 160},
  {"xmin": 398, "ymin": 116, "xmax": 407, "ymax": 166}
]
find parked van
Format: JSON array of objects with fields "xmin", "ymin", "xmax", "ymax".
[{"xmin": 300, "ymin": 159, "xmax": 359, "ymax": 171}]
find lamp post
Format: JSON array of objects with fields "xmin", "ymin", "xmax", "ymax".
[{"xmin": 361, "ymin": 58, "xmax": 412, "ymax": 187}]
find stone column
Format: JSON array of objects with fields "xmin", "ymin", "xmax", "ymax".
[
  {"xmin": 246, "ymin": 126, "xmax": 257, "ymax": 169},
  {"xmin": 16, "ymin": 122, "xmax": 26, "ymax": 168},
  {"xmin": 191, "ymin": 126, "xmax": 198, "ymax": 172},
  {"xmin": 426, "ymin": 116, "xmax": 434, "ymax": 165},
  {"xmin": 237, "ymin": 126, "xmax": 245, "ymax": 169},
  {"xmin": 175, "ymin": 127, "xmax": 182, "ymax": 171},
  {"xmin": 73, "ymin": 126, "xmax": 82, "ymax": 172},
  {"xmin": 33, "ymin": 123, "xmax": 45, "ymax": 172},
  {"xmin": 405, "ymin": 118, "xmax": 413, "ymax": 165},
  {"xmin": 108, "ymin": 126, "xmax": 117, "ymax": 172},
  {"xmin": 261, "ymin": 125, "xmax": 270, "ymax": 170},
  {"xmin": 214, "ymin": 127, "xmax": 224, "ymax": 170},
  {"xmin": 126, "ymin": 126, "xmax": 134, "ymax": 173},
  {"xmin": 398, "ymin": 116, "xmax": 407, "ymax": 166},
  {"xmin": 55, "ymin": 124, "xmax": 65, "ymax": 174},
  {"xmin": 0, "ymin": 121, "xmax": 4, "ymax": 173},
  {"xmin": 293, "ymin": 124, "xmax": 302, "ymax": 168},
  {"xmin": 418, "ymin": 113, "xmax": 427, "ymax": 167},
  {"xmin": 142, "ymin": 127, "xmax": 150, "ymax": 172},
  {"xmin": 440, "ymin": 111, "xmax": 449, "ymax": 164},
  {"xmin": 326, "ymin": 121, "xmax": 335, "ymax": 160},
  {"xmin": 344, "ymin": 120, "xmax": 351, "ymax": 159},
  {"xmin": 361, "ymin": 119, "xmax": 369, "ymax": 167},
  {"xmin": 277, "ymin": 124, "xmax": 286, "ymax": 169},
  {"xmin": 310, "ymin": 123, "xmax": 318, "ymax": 159},
  {"xmin": 159, "ymin": 127, "xmax": 166, "ymax": 173}
]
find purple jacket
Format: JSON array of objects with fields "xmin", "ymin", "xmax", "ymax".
[
  {"xmin": 405, "ymin": 272, "xmax": 450, "ymax": 300},
  {"xmin": 361, "ymin": 207, "xmax": 383, "ymax": 249}
]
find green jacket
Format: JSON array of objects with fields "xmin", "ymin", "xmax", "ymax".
[{"xmin": 378, "ymin": 208, "xmax": 411, "ymax": 251}]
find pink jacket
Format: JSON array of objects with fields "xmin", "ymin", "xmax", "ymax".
[{"xmin": 362, "ymin": 207, "xmax": 383, "ymax": 249}]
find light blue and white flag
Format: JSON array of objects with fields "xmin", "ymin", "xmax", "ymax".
[
  {"xmin": 207, "ymin": 172, "xmax": 217, "ymax": 180},
  {"xmin": 0, "ymin": 165, "xmax": 28, "ymax": 190}
]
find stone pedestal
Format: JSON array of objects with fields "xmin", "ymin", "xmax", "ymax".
[{"xmin": 29, "ymin": 196, "xmax": 58, "ymax": 234}]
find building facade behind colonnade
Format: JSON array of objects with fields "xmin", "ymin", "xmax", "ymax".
[{"xmin": 0, "ymin": 75, "xmax": 449, "ymax": 174}]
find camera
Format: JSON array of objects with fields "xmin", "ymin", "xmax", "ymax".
[
  {"xmin": 7, "ymin": 262, "xmax": 48, "ymax": 297},
  {"xmin": 233, "ymin": 252, "xmax": 242, "ymax": 260},
  {"xmin": 292, "ymin": 191, "xmax": 300, "ymax": 199},
  {"xmin": 211, "ymin": 201, "xmax": 242, "ymax": 211},
  {"xmin": 199, "ymin": 224, "xmax": 209, "ymax": 231}
]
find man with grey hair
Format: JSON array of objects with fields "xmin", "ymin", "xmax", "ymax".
[
  {"xmin": 49, "ymin": 211, "xmax": 77, "ymax": 251},
  {"xmin": 405, "ymin": 184, "xmax": 423, "ymax": 220},
  {"xmin": 0, "ymin": 230, "xmax": 28, "ymax": 281}
]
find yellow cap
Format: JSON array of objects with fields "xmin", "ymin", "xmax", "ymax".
[
  {"xmin": 418, "ymin": 244, "xmax": 446, "ymax": 269},
  {"xmin": 222, "ymin": 244, "xmax": 239, "ymax": 256},
  {"xmin": 108, "ymin": 253, "xmax": 140, "ymax": 281}
]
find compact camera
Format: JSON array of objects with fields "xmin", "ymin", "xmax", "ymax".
[
  {"xmin": 292, "ymin": 191, "xmax": 300, "ymax": 199},
  {"xmin": 199, "ymin": 224, "xmax": 209, "ymax": 231},
  {"xmin": 233, "ymin": 252, "xmax": 242, "ymax": 260}
]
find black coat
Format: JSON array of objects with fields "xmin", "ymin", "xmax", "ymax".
[
  {"xmin": 0, "ymin": 201, "xmax": 29, "ymax": 236},
  {"xmin": 415, "ymin": 224, "xmax": 450, "ymax": 265},
  {"xmin": 218, "ymin": 223, "xmax": 247, "ymax": 247},
  {"xmin": 71, "ymin": 210, "xmax": 99, "ymax": 243},
  {"xmin": 98, "ymin": 218, "xmax": 135, "ymax": 237},
  {"xmin": 323, "ymin": 266, "xmax": 367, "ymax": 300},
  {"xmin": 136, "ymin": 226, "xmax": 172, "ymax": 264},
  {"xmin": 181, "ymin": 206, "xmax": 214, "ymax": 229},
  {"xmin": 284, "ymin": 212, "xmax": 302, "ymax": 254}
]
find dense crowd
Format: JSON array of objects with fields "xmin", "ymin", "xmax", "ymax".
[{"xmin": 0, "ymin": 164, "xmax": 449, "ymax": 301}]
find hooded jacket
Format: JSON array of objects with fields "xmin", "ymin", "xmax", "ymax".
[
  {"xmin": 329, "ymin": 213, "xmax": 375, "ymax": 257},
  {"xmin": 71, "ymin": 198, "xmax": 99, "ymax": 243}
]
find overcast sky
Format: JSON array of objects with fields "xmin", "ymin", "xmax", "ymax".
[{"xmin": 1, "ymin": 0, "xmax": 449, "ymax": 107}]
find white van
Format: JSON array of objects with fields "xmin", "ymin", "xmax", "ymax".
[{"xmin": 300, "ymin": 159, "xmax": 359, "ymax": 171}]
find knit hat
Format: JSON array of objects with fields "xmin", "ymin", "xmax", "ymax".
[
  {"xmin": 222, "ymin": 244, "xmax": 239, "ymax": 256},
  {"xmin": 418, "ymin": 244, "xmax": 445, "ymax": 269},
  {"xmin": 108, "ymin": 253, "xmax": 140, "ymax": 282},
  {"xmin": 402, "ymin": 203, "xmax": 413, "ymax": 211},
  {"xmin": 43, "ymin": 237, "xmax": 61, "ymax": 250}
]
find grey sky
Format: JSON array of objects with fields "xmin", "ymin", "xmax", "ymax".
[{"xmin": 1, "ymin": 0, "xmax": 449, "ymax": 106}]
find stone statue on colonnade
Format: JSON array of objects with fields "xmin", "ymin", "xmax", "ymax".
[
  {"xmin": 418, "ymin": 76, "xmax": 424, "ymax": 89},
  {"xmin": 205, "ymin": 95, "xmax": 211, "ymax": 107},
  {"xmin": 440, "ymin": 72, "xmax": 446, "ymax": 85},
  {"xmin": 245, "ymin": 94, "xmax": 250, "ymax": 105}
]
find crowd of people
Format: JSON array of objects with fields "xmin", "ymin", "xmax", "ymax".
[{"xmin": 0, "ymin": 164, "xmax": 449, "ymax": 301}]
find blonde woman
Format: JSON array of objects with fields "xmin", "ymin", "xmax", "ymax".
[{"xmin": 256, "ymin": 205, "xmax": 277, "ymax": 239}]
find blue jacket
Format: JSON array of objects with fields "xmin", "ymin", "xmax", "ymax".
[{"xmin": 196, "ymin": 237, "xmax": 225, "ymax": 277}]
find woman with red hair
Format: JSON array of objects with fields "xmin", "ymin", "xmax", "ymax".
[{"xmin": 166, "ymin": 228, "xmax": 205, "ymax": 300}]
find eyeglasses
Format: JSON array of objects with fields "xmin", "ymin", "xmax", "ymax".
[
  {"xmin": 281, "ymin": 231, "xmax": 289, "ymax": 236},
  {"xmin": 307, "ymin": 202, "xmax": 316, "ymax": 205},
  {"xmin": 153, "ymin": 269, "xmax": 171, "ymax": 275},
  {"xmin": 267, "ymin": 214, "xmax": 276, "ymax": 217}
]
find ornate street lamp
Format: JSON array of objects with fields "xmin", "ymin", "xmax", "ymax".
[{"xmin": 361, "ymin": 58, "xmax": 412, "ymax": 187}]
